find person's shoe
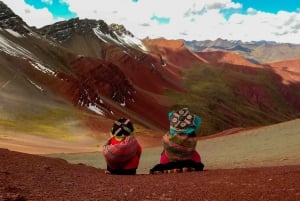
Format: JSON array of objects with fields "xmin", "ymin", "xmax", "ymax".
[
  {"xmin": 172, "ymin": 168, "xmax": 182, "ymax": 173},
  {"xmin": 182, "ymin": 167, "xmax": 195, "ymax": 172},
  {"xmin": 164, "ymin": 169, "xmax": 182, "ymax": 174}
]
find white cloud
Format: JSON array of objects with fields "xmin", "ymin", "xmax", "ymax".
[
  {"xmin": 227, "ymin": 11, "xmax": 300, "ymax": 43},
  {"xmin": 2, "ymin": 0, "xmax": 57, "ymax": 28},
  {"xmin": 61, "ymin": 0, "xmax": 300, "ymax": 43},
  {"xmin": 2, "ymin": 0, "xmax": 300, "ymax": 43},
  {"xmin": 247, "ymin": 8, "xmax": 257, "ymax": 15}
]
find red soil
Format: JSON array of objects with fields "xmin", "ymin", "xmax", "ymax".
[
  {"xmin": 143, "ymin": 38, "xmax": 207, "ymax": 68},
  {"xmin": 197, "ymin": 51, "xmax": 261, "ymax": 68},
  {"xmin": 267, "ymin": 58, "xmax": 300, "ymax": 84},
  {"xmin": 267, "ymin": 58, "xmax": 300, "ymax": 110},
  {"xmin": 1, "ymin": 148, "xmax": 299, "ymax": 201}
]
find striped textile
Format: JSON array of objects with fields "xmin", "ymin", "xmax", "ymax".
[
  {"xmin": 103, "ymin": 136, "xmax": 140, "ymax": 169},
  {"xmin": 162, "ymin": 132, "xmax": 197, "ymax": 161}
]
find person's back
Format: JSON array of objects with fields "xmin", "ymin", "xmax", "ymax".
[
  {"xmin": 103, "ymin": 118, "xmax": 142, "ymax": 175},
  {"xmin": 150, "ymin": 107, "xmax": 204, "ymax": 173}
]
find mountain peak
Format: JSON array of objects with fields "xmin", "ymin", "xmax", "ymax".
[
  {"xmin": 36, "ymin": 17, "xmax": 134, "ymax": 43},
  {"xmin": 0, "ymin": 1, "xmax": 30, "ymax": 34}
]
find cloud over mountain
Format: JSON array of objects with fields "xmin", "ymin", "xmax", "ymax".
[{"xmin": 1, "ymin": 0, "xmax": 300, "ymax": 43}]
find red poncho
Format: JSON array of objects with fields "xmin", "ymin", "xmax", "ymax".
[{"xmin": 103, "ymin": 136, "xmax": 141, "ymax": 169}]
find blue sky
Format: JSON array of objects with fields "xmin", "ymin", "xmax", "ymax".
[
  {"xmin": 24, "ymin": 0, "xmax": 76, "ymax": 19},
  {"xmin": 232, "ymin": 0, "xmax": 299, "ymax": 14},
  {"xmin": 2, "ymin": 0, "xmax": 300, "ymax": 43}
]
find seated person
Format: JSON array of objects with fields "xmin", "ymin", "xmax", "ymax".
[
  {"xmin": 103, "ymin": 118, "xmax": 142, "ymax": 175},
  {"xmin": 150, "ymin": 107, "xmax": 204, "ymax": 174}
]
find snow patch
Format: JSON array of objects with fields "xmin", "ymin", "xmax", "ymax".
[
  {"xmin": 93, "ymin": 28, "xmax": 109, "ymax": 43},
  {"xmin": 0, "ymin": 32, "xmax": 36, "ymax": 60},
  {"xmin": 23, "ymin": 25, "xmax": 31, "ymax": 32},
  {"xmin": 120, "ymin": 101, "xmax": 126, "ymax": 107},
  {"xmin": 93, "ymin": 28, "xmax": 121, "ymax": 45},
  {"xmin": 87, "ymin": 103, "xmax": 105, "ymax": 116},
  {"xmin": 6, "ymin": 29, "xmax": 23, "ymax": 38},
  {"xmin": 120, "ymin": 33, "xmax": 148, "ymax": 52},
  {"xmin": 93, "ymin": 26, "xmax": 148, "ymax": 52},
  {"xmin": 27, "ymin": 79, "xmax": 44, "ymax": 92},
  {"xmin": 29, "ymin": 61, "xmax": 56, "ymax": 76}
]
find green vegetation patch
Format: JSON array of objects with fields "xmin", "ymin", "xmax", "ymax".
[
  {"xmin": 0, "ymin": 108, "xmax": 83, "ymax": 140},
  {"xmin": 165, "ymin": 63, "xmax": 299, "ymax": 136},
  {"xmin": 165, "ymin": 63, "xmax": 236, "ymax": 135}
]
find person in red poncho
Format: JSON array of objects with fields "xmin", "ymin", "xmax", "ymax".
[{"xmin": 102, "ymin": 118, "xmax": 142, "ymax": 175}]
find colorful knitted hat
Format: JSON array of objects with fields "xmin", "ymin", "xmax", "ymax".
[
  {"xmin": 168, "ymin": 108, "xmax": 201, "ymax": 135},
  {"xmin": 111, "ymin": 118, "xmax": 134, "ymax": 137}
]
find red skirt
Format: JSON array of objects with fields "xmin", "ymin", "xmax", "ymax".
[{"xmin": 160, "ymin": 150, "xmax": 201, "ymax": 164}]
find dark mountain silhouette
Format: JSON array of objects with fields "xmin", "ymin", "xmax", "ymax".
[{"xmin": 1, "ymin": 1, "xmax": 300, "ymax": 136}]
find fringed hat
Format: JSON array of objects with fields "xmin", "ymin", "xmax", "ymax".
[
  {"xmin": 111, "ymin": 118, "xmax": 134, "ymax": 137},
  {"xmin": 168, "ymin": 108, "xmax": 201, "ymax": 135}
]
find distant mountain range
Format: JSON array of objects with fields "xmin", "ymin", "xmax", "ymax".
[
  {"xmin": 1, "ymin": 0, "xmax": 300, "ymax": 137},
  {"xmin": 184, "ymin": 38, "xmax": 300, "ymax": 64}
]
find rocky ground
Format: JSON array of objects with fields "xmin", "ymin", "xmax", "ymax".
[
  {"xmin": 1, "ymin": 119, "xmax": 300, "ymax": 201},
  {"xmin": 0, "ymin": 148, "xmax": 300, "ymax": 201}
]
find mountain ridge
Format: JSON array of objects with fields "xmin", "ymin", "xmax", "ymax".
[
  {"xmin": 184, "ymin": 38, "xmax": 300, "ymax": 63},
  {"xmin": 1, "ymin": 1, "xmax": 300, "ymax": 136}
]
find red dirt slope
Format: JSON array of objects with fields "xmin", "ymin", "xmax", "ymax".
[
  {"xmin": 197, "ymin": 51, "xmax": 261, "ymax": 68},
  {"xmin": 267, "ymin": 58, "xmax": 300, "ymax": 84},
  {"xmin": 143, "ymin": 39, "xmax": 207, "ymax": 68},
  {"xmin": 1, "ymin": 148, "xmax": 300, "ymax": 201},
  {"xmin": 267, "ymin": 58, "xmax": 300, "ymax": 110}
]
